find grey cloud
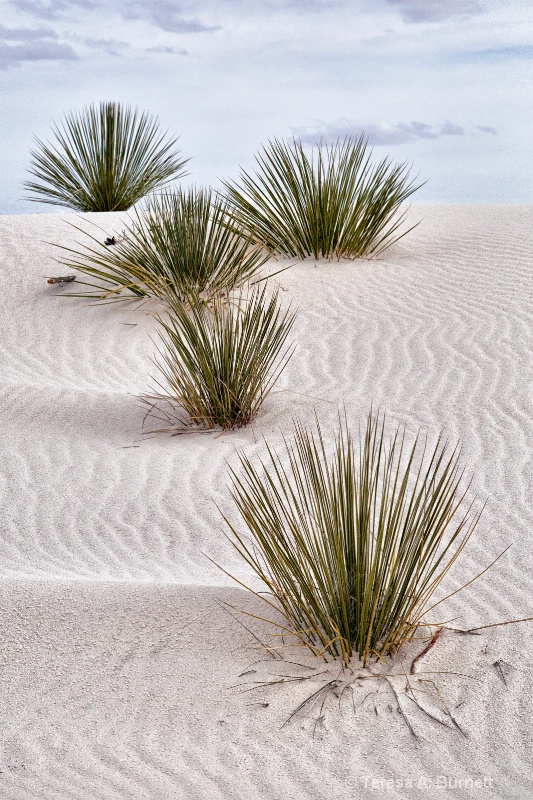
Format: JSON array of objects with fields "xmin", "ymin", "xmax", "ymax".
[
  {"xmin": 0, "ymin": 39, "xmax": 76, "ymax": 69},
  {"xmin": 82, "ymin": 37, "xmax": 130, "ymax": 56},
  {"xmin": 9, "ymin": 0, "xmax": 95, "ymax": 19},
  {"xmin": 8, "ymin": 0, "xmax": 65, "ymax": 19},
  {"xmin": 439, "ymin": 120, "xmax": 464, "ymax": 135},
  {"xmin": 262, "ymin": 0, "xmax": 345, "ymax": 9},
  {"xmin": 477, "ymin": 125, "xmax": 497, "ymax": 135},
  {"xmin": 0, "ymin": 24, "xmax": 58, "ymax": 40},
  {"xmin": 292, "ymin": 119, "xmax": 477, "ymax": 146},
  {"xmin": 0, "ymin": 21, "xmax": 76, "ymax": 68},
  {"xmin": 387, "ymin": 0, "xmax": 483, "ymax": 23},
  {"xmin": 146, "ymin": 45, "xmax": 188, "ymax": 55},
  {"xmin": 398, "ymin": 121, "xmax": 438, "ymax": 140},
  {"xmin": 9, "ymin": 0, "xmax": 338, "ymax": 22},
  {"xmin": 121, "ymin": 0, "xmax": 221, "ymax": 33}
]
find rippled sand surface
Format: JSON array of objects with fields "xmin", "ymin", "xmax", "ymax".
[{"xmin": 1, "ymin": 207, "xmax": 532, "ymax": 798}]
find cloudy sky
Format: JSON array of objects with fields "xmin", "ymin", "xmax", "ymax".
[{"xmin": 1, "ymin": 0, "xmax": 531, "ymax": 212}]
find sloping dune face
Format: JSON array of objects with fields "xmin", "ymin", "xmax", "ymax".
[{"xmin": 0, "ymin": 207, "xmax": 532, "ymax": 798}]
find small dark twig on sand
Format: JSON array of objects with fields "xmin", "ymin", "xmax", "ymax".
[{"xmin": 410, "ymin": 629, "xmax": 442, "ymax": 675}]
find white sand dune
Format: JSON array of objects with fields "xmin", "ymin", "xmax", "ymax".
[{"xmin": 1, "ymin": 207, "xmax": 532, "ymax": 798}]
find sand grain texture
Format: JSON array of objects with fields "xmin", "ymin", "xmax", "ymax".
[{"xmin": 0, "ymin": 207, "xmax": 532, "ymax": 798}]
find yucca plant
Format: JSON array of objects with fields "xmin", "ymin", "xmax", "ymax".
[
  {"xmin": 24, "ymin": 101, "xmax": 189, "ymax": 211},
  {"xmin": 56, "ymin": 188, "xmax": 272, "ymax": 305},
  {"xmin": 143, "ymin": 285, "xmax": 296, "ymax": 431},
  {"xmin": 221, "ymin": 410, "xmax": 481, "ymax": 666},
  {"xmin": 223, "ymin": 136, "xmax": 422, "ymax": 260}
]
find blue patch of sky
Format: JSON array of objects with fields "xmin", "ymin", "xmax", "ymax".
[{"xmin": 457, "ymin": 44, "xmax": 533, "ymax": 61}]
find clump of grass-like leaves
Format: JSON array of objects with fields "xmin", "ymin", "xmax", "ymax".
[
  {"xmin": 56, "ymin": 188, "xmax": 272, "ymax": 305},
  {"xmin": 222, "ymin": 410, "xmax": 482, "ymax": 666},
  {"xmin": 223, "ymin": 135, "xmax": 422, "ymax": 260},
  {"xmin": 142, "ymin": 285, "xmax": 296, "ymax": 431},
  {"xmin": 24, "ymin": 101, "xmax": 189, "ymax": 211}
]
